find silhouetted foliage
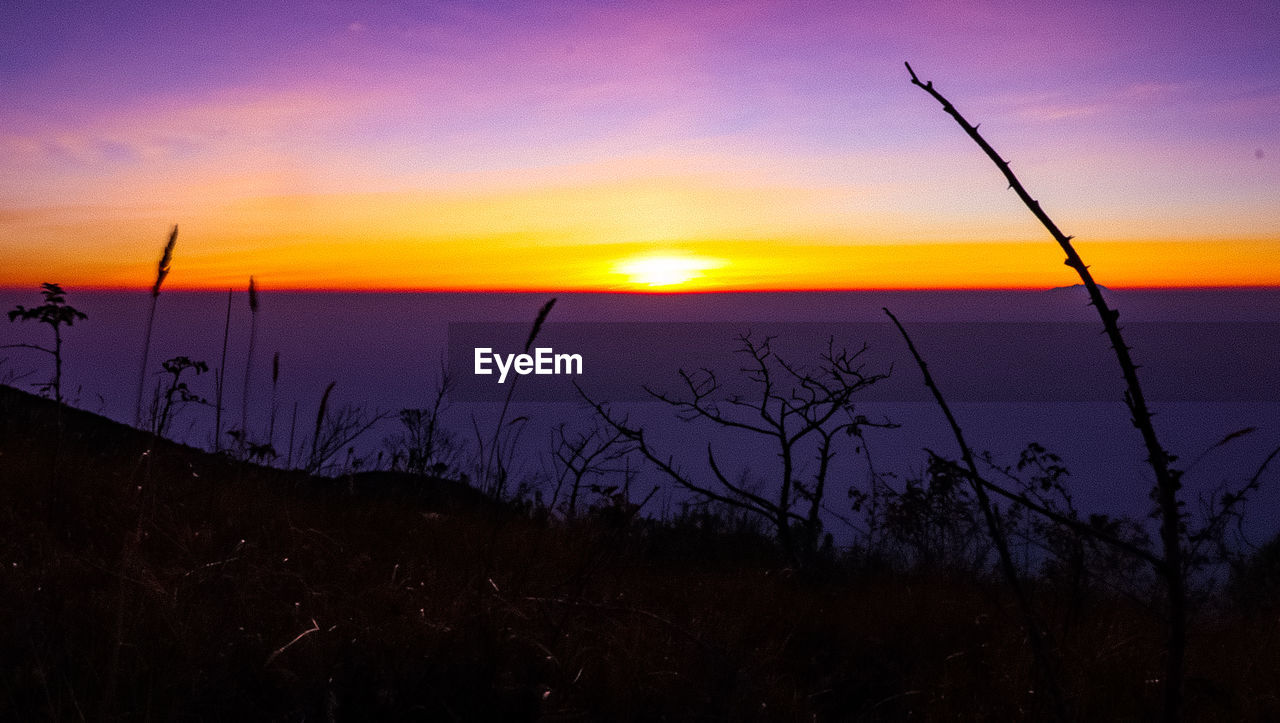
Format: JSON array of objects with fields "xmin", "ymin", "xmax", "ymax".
[
  {"xmin": 4, "ymin": 383, "xmax": 1279, "ymax": 721},
  {"xmin": 877, "ymin": 455, "xmax": 991, "ymax": 571},
  {"xmin": 5, "ymin": 282, "xmax": 88, "ymax": 404},
  {"xmin": 149, "ymin": 355, "xmax": 209, "ymax": 438},
  {"xmin": 383, "ymin": 365, "xmax": 464, "ymax": 478},
  {"xmin": 303, "ymin": 383, "xmax": 388, "ymax": 475},
  {"xmin": 1229, "ymin": 531, "xmax": 1280, "ymax": 613}
]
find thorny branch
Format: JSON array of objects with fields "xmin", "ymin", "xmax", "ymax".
[{"xmin": 905, "ymin": 60, "xmax": 1188, "ymax": 720}]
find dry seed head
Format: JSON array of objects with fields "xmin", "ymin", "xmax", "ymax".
[
  {"xmin": 152, "ymin": 225, "xmax": 177, "ymax": 297},
  {"xmin": 524, "ymin": 297, "xmax": 557, "ymax": 352},
  {"xmin": 314, "ymin": 381, "xmax": 336, "ymax": 440}
]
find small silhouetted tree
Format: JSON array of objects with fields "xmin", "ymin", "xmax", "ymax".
[
  {"xmin": 5, "ymin": 282, "xmax": 88, "ymax": 404},
  {"xmin": 585, "ymin": 333, "xmax": 892, "ymax": 563}
]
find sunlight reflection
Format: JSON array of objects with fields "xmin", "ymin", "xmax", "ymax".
[{"xmin": 613, "ymin": 253, "xmax": 725, "ymax": 288}]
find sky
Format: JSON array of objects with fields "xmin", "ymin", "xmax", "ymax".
[{"xmin": 1, "ymin": 0, "xmax": 1278, "ymax": 291}]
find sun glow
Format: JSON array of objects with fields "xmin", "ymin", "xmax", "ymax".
[{"xmin": 614, "ymin": 253, "xmax": 725, "ymax": 288}]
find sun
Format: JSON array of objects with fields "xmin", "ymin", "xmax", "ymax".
[{"xmin": 614, "ymin": 253, "xmax": 724, "ymax": 289}]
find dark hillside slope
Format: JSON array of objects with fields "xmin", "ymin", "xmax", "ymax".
[
  {"xmin": 1, "ymin": 384, "xmax": 1277, "ymax": 720},
  {"xmin": 0, "ymin": 383, "xmax": 493, "ymax": 514}
]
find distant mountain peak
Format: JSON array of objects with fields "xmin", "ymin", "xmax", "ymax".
[{"xmin": 1048, "ymin": 283, "xmax": 1109, "ymax": 292}]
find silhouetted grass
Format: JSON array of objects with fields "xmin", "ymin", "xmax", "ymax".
[
  {"xmin": 134, "ymin": 225, "xmax": 176, "ymax": 428},
  {"xmin": 239, "ymin": 275, "xmax": 259, "ymax": 457}
]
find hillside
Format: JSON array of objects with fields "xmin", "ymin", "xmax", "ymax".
[{"xmin": 1, "ymin": 384, "xmax": 1277, "ymax": 720}]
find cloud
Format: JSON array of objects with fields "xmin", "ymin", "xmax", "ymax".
[
  {"xmin": 1117, "ymin": 81, "xmax": 1190, "ymax": 104},
  {"xmin": 0, "ymin": 79, "xmax": 391, "ymax": 207},
  {"xmin": 999, "ymin": 80, "xmax": 1192, "ymax": 125}
]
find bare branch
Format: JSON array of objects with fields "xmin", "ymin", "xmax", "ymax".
[
  {"xmin": 1188, "ymin": 444, "xmax": 1280, "ymax": 557},
  {"xmin": 706, "ymin": 444, "xmax": 798, "ymax": 521},
  {"xmin": 906, "ymin": 62, "xmax": 1188, "ymax": 719},
  {"xmin": 0, "ymin": 342, "xmax": 55, "ymax": 355},
  {"xmin": 578, "ymin": 384, "xmax": 780, "ymax": 522},
  {"xmin": 886, "ymin": 306, "xmax": 1064, "ymax": 715}
]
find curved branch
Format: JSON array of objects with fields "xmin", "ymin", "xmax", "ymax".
[
  {"xmin": 0, "ymin": 342, "xmax": 55, "ymax": 355},
  {"xmin": 905, "ymin": 61, "xmax": 1186, "ymax": 719}
]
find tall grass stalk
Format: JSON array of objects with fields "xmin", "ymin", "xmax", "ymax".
[
  {"xmin": 309, "ymin": 382, "xmax": 336, "ymax": 473},
  {"xmin": 268, "ymin": 351, "xmax": 280, "ymax": 454},
  {"xmin": 239, "ymin": 276, "xmax": 259, "ymax": 458},
  {"xmin": 483, "ymin": 298, "xmax": 555, "ymax": 498},
  {"xmin": 133, "ymin": 226, "xmax": 176, "ymax": 428},
  {"xmin": 287, "ymin": 401, "xmax": 298, "ymax": 469},
  {"xmin": 213, "ymin": 288, "xmax": 232, "ymax": 453}
]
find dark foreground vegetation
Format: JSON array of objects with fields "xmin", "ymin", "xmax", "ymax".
[{"xmin": 3, "ymin": 384, "xmax": 1280, "ymax": 721}]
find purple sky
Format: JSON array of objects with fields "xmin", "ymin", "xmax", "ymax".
[{"xmin": 2, "ymin": 1, "xmax": 1278, "ymax": 289}]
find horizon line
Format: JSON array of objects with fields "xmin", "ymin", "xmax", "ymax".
[{"xmin": 4, "ymin": 283, "xmax": 1280, "ymax": 295}]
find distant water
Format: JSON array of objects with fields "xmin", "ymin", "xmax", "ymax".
[{"xmin": 3, "ymin": 288, "xmax": 1279, "ymax": 543}]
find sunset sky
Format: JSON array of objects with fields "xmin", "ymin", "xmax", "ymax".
[{"xmin": 2, "ymin": 0, "xmax": 1277, "ymax": 291}]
